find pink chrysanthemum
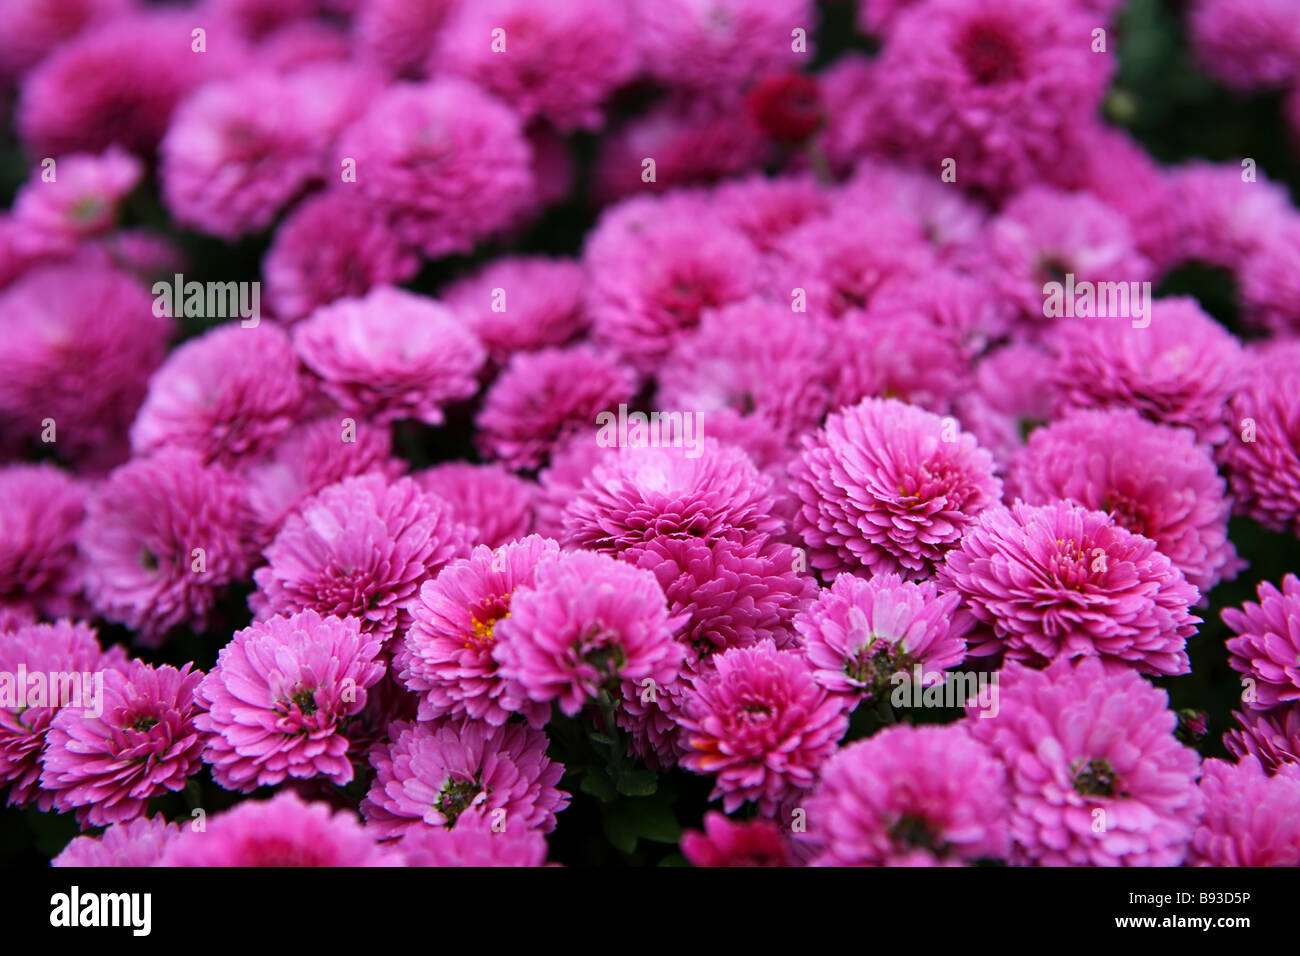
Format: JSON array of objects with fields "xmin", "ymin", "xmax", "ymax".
[
  {"xmin": 585, "ymin": 198, "xmax": 760, "ymax": 371},
  {"xmin": 131, "ymin": 322, "xmax": 306, "ymax": 468},
  {"xmin": 1049, "ymin": 296, "xmax": 1244, "ymax": 446},
  {"xmin": 712, "ymin": 175, "xmax": 831, "ymax": 256},
  {"xmin": 196, "ymin": 610, "xmax": 386, "ymax": 792},
  {"xmin": 52, "ymin": 815, "xmax": 181, "ymax": 867},
  {"xmin": 361, "ymin": 717, "xmax": 568, "ymax": 837},
  {"xmin": 1188, "ymin": 0, "xmax": 1300, "ymax": 91},
  {"xmin": 16, "ymin": 12, "xmax": 242, "ymax": 156},
  {"xmin": 532, "ymin": 429, "xmax": 614, "ymax": 539},
  {"xmin": 806, "ymin": 724, "xmax": 1010, "ymax": 866},
  {"xmin": 0, "ymin": 621, "xmax": 125, "ymax": 810},
  {"xmin": 1240, "ymin": 221, "xmax": 1300, "ymax": 336},
  {"xmin": 1010, "ymin": 409, "xmax": 1242, "ymax": 596},
  {"xmin": 334, "ymin": 79, "xmax": 533, "ymax": 258},
  {"xmin": 0, "ymin": 263, "xmax": 171, "ymax": 472},
  {"xmin": 293, "ymin": 286, "xmax": 485, "ymax": 427},
  {"xmin": 1225, "ymin": 705, "xmax": 1300, "ymax": 774},
  {"xmin": 633, "ymin": 0, "xmax": 814, "ymax": 97},
  {"xmin": 794, "ymin": 573, "xmax": 972, "ymax": 704},
  {"xmin": 436, "ymin": 0, "xmax": 638, "ymax": 130},
  {"xmin": 681, "ymin": 811, "xmax": 792, "ymax": 867},
  {"xmin": 263, "ymin": 189, "xmax": 421, "ymax": 323},
  {"xmin": 440, "ymin": 256, "xmax": 588, "ymax": 367},
  {"xmin": 412, "ymin": 463, "xmax": 535, "ymax": 549},
  {"xmin": 1220, "ymin": 341, "xmax": 1300, "ymax": 534},
  {"xmin": 255, "ymin": 19, "xmax": 351, "ymax": 71},
  {"xmin": 968, "ymin": 656, "xmax": 1203, "ymax": 866},
  {"xmin": 627, "ymin": 535, "xmax": 814, "ymax": 657},
  {"xmin": 399, "ymin": 820, "xmax": 550, "ymax": 867},
  {"xmin": 1189, "ymin": 758, "xmax": 1300, "ymax": 866},
  {"xmin": 789, "ymin": 397, "xmax": 1002, "ymax": 579},
  {"xmin": 980, "ymin": 185, "xmax": 1153, "ymax": 329},
  {"xmin": 398, "ymin": 536, "xmax": 560, "ymax": 728},
  {"xmin": 1164, "ymin": 160, "xmax": 1296, "ymax": 270},
  {"xmin": 0, "ymin": 464, "xmax": 86, "ymax": 621},
  {"xmin": 353, "ymin": 0, "xmax": 457, "ymax": 78},
  {"xmin": 680, "ymin": 642, "xmax": 848, "ymax": 814},
  {"xmin": 81, "ymin": 450, "xmax": 260, "ymax": 645},
  {"xmin": 493, "ymin": 550, "xmax": 687, "ymax": 717},
  {"xmin": 1222, "ymin": 574, "xmax": 1300, "ymax": 711},
  {"xmin": 841, "ymin": 160, "xmax": 991, "ymax": 262},
  {"xmin": 942, "ymin": 501, "xmax": 1199, "ymax": 675},
  {"xmin": 476, "ymin": 345, "xmax": 637, "ymax": 471},
  {"xmin": 42, "ymin": 659, "xmax": 204, "ymax": 827},
  {"xmin": 11, "ymin": 147, "xmax": 142, "ymax": 255},
  {"xmin": 161, "ymin": 790, "xmax": 399, "ymax": 866},
  {"xmin": 656, "ymin": 298, "xmax": 831, "ymax": 446},
  {"xmin": 253, "ymin": 474, "xmax": 469, "ymax": 641},
  {"xmin": 833, "ymin": 308, "xmax": 969, "ymax": 415},
  {"xmin": 0, "ymin": 0, "xmax": 135, "ymax": 80},
  {"xmin": 869, "ymin": 0, "xmax": 1111, "ymax": 196},
  {"xmin": 563, "ymin": 440, "xmax": 782, "ymax": 556},
  {"xmin": 245, "ymin": 414, "xmax": 405, "ymax": 536}
]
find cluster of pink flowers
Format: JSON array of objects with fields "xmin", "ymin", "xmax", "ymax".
[{"xmin": 3, "ymin": 0, "xmax": 1300, "ymax": 869}]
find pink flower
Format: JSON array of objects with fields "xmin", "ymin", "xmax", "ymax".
[
  {"xmin": 413, "ymin": 463, "xmax": 535, "ymax": 549},
  {"xmin": 0, "ymin": 0, "xmax": 135, "ymax": 80},
  {"xmin": 968, "ymin": 657, "xmax": 1203, "ymax": 866},
  {"xmin": 833, "ymin": 308, "xmax": 969, "ymax": 415},
  {"xmin": 1188, "ymin": 0, "xmax": 1300, "ymax": 91},
  {"xmin": 398, "ymin": 537, "xmax": 561, "ymax": 728},
  {"xmin": 263, "ymin": 189, "xmax": 421, "ymax": 323},
  {"xmin": 476, "ymin": 345, "xmax": 637, "ymax": 470},
  {"xmin": 941, "ymin": 501, "xmax": 1199, "ymax": 676},
  {"xmin": 806, "ymin": 724, "xmax": 1010, "ymax": 866},
  {"xmin": 334, "ymin": 79, "xmax": 533, "ymax": 258},
  {"xmin": 160, "ymin": 790, "xmax": 400, "ymax": 866},
  {"xmin": 53, "ymin": 816, "xmax": 181, "ymax": 867},
  {"xmin": 353, "ymin": 0, "xmax": 457, "ymax": 78},
  {"xmin": 1165, "ymin": 161, "xmax": 1295, "ymax": 270},
  {"xmin": 252, "ymin": 474, "xmax": 469, "ymax": 641},
  {"xmin": 81, "ymin": 450, "xmax": 260, "ymax": 645},
  {"xmin": 293, "ymin": 286, "xmax": 485, "ymax": 426},
  {"xmin": 789, "ymin": 397, "xmax": 1002, "ymax": 579},
  {"xmin": 1221, "ymin": 341, "xmax": 1300, "ymax": 534},
  {"xmin": 1241, "ymin": 222, "xmax": 1300, "ymax": 336},
  {"xmin": 1189, "ymin": 758, "xmax": 1300, "ymax": 866},
  {"xmin": 563, "ymin": 440, "xmax": 782, "ymax": 556},
  {"xmin": 680, "ymin": 642, "xmax": 848, "ymax": 815},
  {"xmin": 494, "ymin": 549, "xmax": 687, "ymax": 717},
  {"xmin": 1010, "ymin": 409, "xmax": 1242, "ymax": 596},
  {"xmin": 1222, "ymin": 574, "xmax": 1300, "ymax": 711},
  {"xmin": 42, "ymin": 659, "xmax": 205, "ymax": 828},
  {"xmin": 794, "ymin": 573, "xmax": 972, "ymax": 704},
  {"xmin": 0, "ymin": 621, "xmax": 126, "ymax": 810},
  {"xmin": 361, "ymin": 718, "xmax": 568, "ymax": 837},
  {"xmin": 131, "ymin": 322, "xmax": 307, "ymax": 468},
  {"xmin": 0, "ymin": 464, "xmax": 86, "ymax": 621},
  {"xmin": 11, "ymin": 147, "xmax": 142, "ymax": 254},
  {"xmin": 399, "ymin": 821, "xmax": 550, "ymax": 867},
  {"xmin": 681, "ymin": 811, "xmax": 792, "ymax": 867},
  {"xmin": 196, "ymin": 610, "xmax": 386, "ymax": 792},
  {"xmin": 1225, "ymin": 705, "xmax": 1300, "ymax": 774},
  {"xmin": 435, "ymin": 0, "xmax": 638, "ymax": 130}
]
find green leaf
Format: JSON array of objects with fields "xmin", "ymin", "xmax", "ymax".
[
  {"xmin": 614, "ymin": 769, "xmax": 658, "ymax": 797},
  {"xmin": 634, "ymin": 804, "xmax": 682, "ymax": 845},
  {"xmin": 580, "ymin": 771, "xmax": 616, "ymax": 803},
  {"xmin": 603, "ymin": 808, "xmax": 639, "ymax": 854}
]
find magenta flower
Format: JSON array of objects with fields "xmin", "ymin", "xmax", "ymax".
[
  {"xmin": 0, "ymin": 464, "xmax": 86, "ymax": 621},
  {"xmin": 1222, "ymin": 574, "xmax": 1300, "ymax": 711},
  {"xmin": 252, "ymin": 474, "xmax": 469, "ymax": 641},
  {"xmin": 131, "ymin": 322, "xmax": 306, "ymax": 468},
  {"xmin": 476, "ymin": 345, "xmax": 637, "ymax": 471},
  {"xmin": 11, "ymin": 147, "xmax": 142, "ymax": 254},
  {"xmin": 679, "ymin": 642, "xmax": 848, "ymax": 815},
  {"xmin": 789, "ymin": 397, "xmax": 1002, "ymax": 579},
  {"xmin": 361, "ymin": 718, "xmax": 568, "ymax": 838},
  {"xmin": 681, "ymin": 811, "xmax": 792, "ymax": 867},
  {"xmin": 0, "ymin": 621, "xmax": 126, "ymax": 810},
  {"xmin": 968, "ymin": 657, "xmax": 1203, "ymax": 866},
  {"xmin": 161, "ymin": 790, "xmax": 400, "ymax": 866},
  {"xmin": 1165, "ymin": 160, "xmax": 1295, "ymax": 270},
  {"xmin": 398, "ymin": 536, "xmax": 561, "ymax": 728},
  {"xmin": 413, "ymin": 463, "xmax": 536, "ymax": 550},
  {"xmin": 196, "ymin": 610, "xmax": 386, "ymax": 792},
  {"xmin": 353, "ymin": 0, "xmax": 457, "ymax": 78},
  {"xmin": 1225, "ymin": 705, "xmax": 1300, "ymax": 774},
  {"xmin": 1220, "ymin": 341, "xmax": 1300, "ymax": 535},
  {"xmin": 1188, "ymin": 0, "xmax": 1300, "ymax": 91},
  {"xmin": 1241, "ymin": 223, "xmax": 1300, "ymax": 336},
  {"xmin": 794, "ymin": 573, "xmax": 972, "ymax": 704},
  {"xmin": 1010, "ymin": 409, "xmax": 1242, "ymax": 596},
  {"xmin": 53, "ymin": 816, "xmax": 182, "ymax": 868},
  {"xmin": 494, "ymin": 550, "xmax": 687, "ymax": 717},
  {"xmin": 564, "ymin": 440, "xmax": 781, "ymax": 556},
  {"xmin": 1189, "ymin": 758, "xmax": 1300, "ymax": 866},
  {"xmin": 81, "ymin": 450, "xmax": 260, "ymax": 645},
  {"xmin": 833, "ymin": 308, "xmax": 969, "ymax": 415},
  {"xmin": 334, "ymin": 79, "xmax": 533, "ymax": 258},
  {"xmin": 42, "ymin": 659, "xmax": 205, "ymax": 828},
  {"xmin": 941, "ymin": 501, "xmax": 1199, "ymax": 676},
  {"xmin": 293, "ymin": 286, "xmax": 485, "ymax": 426},
  {"xmin": 806, "ymin": 724, "xmax": 1010, "ymax": 866},
  {"xmin": 0, "ymin": 0, "xmax": 133, "ymax": 79},
  {"xmin": 399, "ymin": 821, "xmax": 550, "ymax": 867}
]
